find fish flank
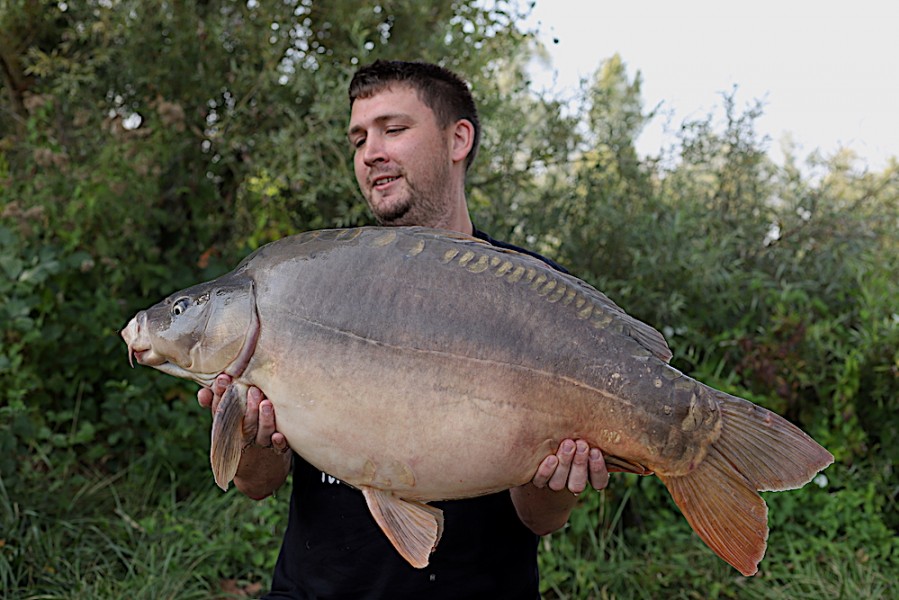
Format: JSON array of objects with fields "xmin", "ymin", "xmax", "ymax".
[
  {"xmin": 404, "ymin": 238, "xmax": 426, "ymax": 257},
  {"xmin": 529, "ymin": 272, "xmax": 548, "ymax": 290},
  {"xmin": 457, "ymin": 250, "xmax": 476, "ymax": 267},
  {"xmin": 547, "ymin": 284, "xmax": 566, "ymax": 303},
  {"xmin": 467, "ymin": 255, "xmax": 490, "ymax": 273},
  {"xmin": 506, "ymin": 265, "xmax": 525, "ymax": 283},
  {"xmin": 286, "ymin": 311, "xmax": 629, "ymax": 414},
  {"xmin": 427, "ymin": 232, "xmax": 671, "ymax": 363},
  {"xmin": 369, "ymin": 230, "xmax": 398, "ymax": 247},
  {"xmin": 537, "ymin": 279, "xmax": 557, "ymax": 296},
  {"xmin": 493, "ymin": 260, "xmax": 513, "ymax": 277}
]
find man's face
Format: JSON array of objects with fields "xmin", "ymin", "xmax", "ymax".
[{"xmin": 348, "ymin": 85, "xmax": 456, "ymax": 227}]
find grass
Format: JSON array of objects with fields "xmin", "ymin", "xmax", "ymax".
[
  {"xmin": 537, "ymin": 473, "xmax": 897, "ymax": 599},
  {"xmin": 2, "ymin": 464, "xmax": 896, "ymax": 599},
  {"xmin": 1, "ymin": 463, "xmax": 287, "ymax": 599}
]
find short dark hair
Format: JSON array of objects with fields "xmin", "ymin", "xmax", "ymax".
[{"xmin": 349, "ymin": 60, "xmax": 481, "ymax": 171}]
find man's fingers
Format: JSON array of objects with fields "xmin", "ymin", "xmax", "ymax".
[
  {"xmin": 241, "ymin": 386, "xmax": 261, "ymax": 443},
  {"xmin": 547, "ymin": 439, "xmax": 575, "ymax": 491},
  {"xmin": 209, "ymin": 374, "xmax": 232, "ymax": 414},
  {"xmin": 197, "ymin": 387, "xmax": 213, "ymax": 409},
  {"xmin": 532, "ymin": 455, "xmax": 559, "ymax": 488},
  {"xmin": 566, "ymin": 440, "xmax": 590, "ymax": 494},
  {"xmin": 256, "ymin": 396, "xmax": 277, "ymax": 446},
  {"xmin": 271, "ymin": 432, "xmax": 290, "ymax": 454},
  {"xmin": 588, "ymin": 448, "xmax": 610, "ymax": 490},
  {"xmin": 212, "ymin": 374, "xmax": 231, "ymax": 397}
]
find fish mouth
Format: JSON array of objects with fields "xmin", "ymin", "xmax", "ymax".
[
  {"xmin": 121, "ymin": 313, "xmax": 167, "ymax": 368},
  {"xmin": 125, "ymin": 335, "xmax": 217, "ymax": 387},
  {"xmin": 121, "ymin": 315, "xmax": 142, "ymax": 368},
  {"xmin": 130, "ymin": 347, "xmax": 166, "ymax": 367}
]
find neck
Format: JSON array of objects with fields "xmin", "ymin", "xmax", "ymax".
[
  {"xmin": 440, "ymin": 170, "xmax": 473, "ymax": 235},
  {"xmin": 444, "ymin": 200, "xmax": 473, "ymax": 236}
]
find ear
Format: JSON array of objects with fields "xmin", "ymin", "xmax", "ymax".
[{"xmin": 449, "ymin": 119, "xmax": 475, "ymax": 165}]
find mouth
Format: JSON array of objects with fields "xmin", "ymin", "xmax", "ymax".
[
  {"xmin": 131, "ymin": 348, "xmax": 160, "ymax": 366},
  {"xmin": 126, "ymin": 343, "xmax": 166, "ymax": 368},
  {"xmin": 372, "ymin": 174, "xmax": 401, "ymax": 190},
  {"xmin": 121, "ymin": 313, "xmax": 165, "ymax": 368}
]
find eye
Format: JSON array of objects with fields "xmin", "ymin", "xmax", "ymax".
[{"xmin": 171, "ymin": 298, "xmax": 191, "ymax": 316}]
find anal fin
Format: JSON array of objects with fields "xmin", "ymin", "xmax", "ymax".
[
  {"xmin": 210, "ymin": 383, "xmax": 247, "ymax": 491},
  {"xmin": 361, "ymin": 486, "xmax": 444, "ymax": 569}
]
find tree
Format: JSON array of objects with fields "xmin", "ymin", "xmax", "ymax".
[{"xmin": 0, "ymin": 0, "xmax": 546, "ymax": 487}]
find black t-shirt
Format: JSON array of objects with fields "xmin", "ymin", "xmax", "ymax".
[{"xmin": 263, "ymin": 228, "xmax": 563, "ymax": 599}]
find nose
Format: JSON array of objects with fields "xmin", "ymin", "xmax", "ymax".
[{"xmin": 361, "ymin": 133, "xmax": 388, "ymax": 166}]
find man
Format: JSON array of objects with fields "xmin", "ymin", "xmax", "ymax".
[{"xmin": 199, "ymin": 60, "xmax": 609, "ymax": 598}]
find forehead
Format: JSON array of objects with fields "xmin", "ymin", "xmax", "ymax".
[{"xmin": 348, "ymin": 84, "xmax": 434, "ymax": 129}]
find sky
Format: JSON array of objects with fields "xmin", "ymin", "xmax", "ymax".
[{"xmin": 524, "ymin": 0, "xmax": 899, "ymax": 171}]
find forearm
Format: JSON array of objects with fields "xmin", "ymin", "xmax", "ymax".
[
  {"xmin": 233, "ymin": 446, "xmax": 292, "ymax": 500},
  {"xmin": 510, "ymin": 483, "xmax": 579, "ymax": 536}
]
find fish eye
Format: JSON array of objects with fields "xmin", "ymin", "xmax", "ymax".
[{"xmin": 171, "ymin": 298, "xmax": 191, "ymax": 316}]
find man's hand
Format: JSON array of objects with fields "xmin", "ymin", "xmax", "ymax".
[
  {"xmin": 511, "ymin": 439, "xmax": 609, "ymax": 535},
  {"xmin": 532, "ymin": 439, "xmax": 609, "ymax": 494},
  {"xmin": 197, "ymin": 375, "xmax": 292, "ymax": 499},
  {"xmin": 197, "ymin": 374, "xmax": 289, "ymax": 453}
]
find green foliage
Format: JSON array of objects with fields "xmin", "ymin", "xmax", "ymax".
[
  {"xmin": 1, "ymin": 0, "xmax": 897, "ymax": 597},
  {"xmin": 0, "ymin": 0, "xmax": 537, "ymax": 486},
  {"xmin": 0, "ymin": 218, "xmax": 212, "ymax": 490},
  {"xmin": 0, "ymin": 464, "xmax": 289, "ymax": 598},
  {"xmin": 539, "ymin": 462, "xmax": 897, "ymax": 599}
]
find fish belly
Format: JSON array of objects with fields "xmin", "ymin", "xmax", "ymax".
[{"xmin": 249, "ymin": 333, "xmax": 609, "ymax": 500}]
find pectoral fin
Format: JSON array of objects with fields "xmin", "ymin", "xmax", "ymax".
[
  {"xmin": 210, "ymin": 383, "xmax": 247, "ymax": 491},
  {"xmin": 361, "ymin": 486, "xmax": 444, "ymax": 568}
]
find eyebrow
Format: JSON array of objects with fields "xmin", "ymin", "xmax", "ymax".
[{"xmin": 347, "ymin": 113, "xmax": 412, "ymax": 139}]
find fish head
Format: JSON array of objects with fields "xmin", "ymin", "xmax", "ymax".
[{"xmin": 121, "ymin": 274, "xmax": 259, "ymax": 387}]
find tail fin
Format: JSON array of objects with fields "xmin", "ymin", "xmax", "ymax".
[{"xmin": 659, "ymin": 390, "xmax": 833, "ymax": 576}]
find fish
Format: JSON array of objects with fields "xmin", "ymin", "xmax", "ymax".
[{"xmin": 120, "ymin": 226, "xmax": 833, "ymax": 576}]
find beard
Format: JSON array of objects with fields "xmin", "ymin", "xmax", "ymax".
[
  {"xmin": 367, "ymin": 150, "xmax": 454, "ymax": 228},
  {"xmin": 372, "ymin": 193, "xmax": 414, "ymax": 225}
]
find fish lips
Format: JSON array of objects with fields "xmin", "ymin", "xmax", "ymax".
[{"xmin": 131, "ymin": 347, "xmax": 165, "ymax": 367}]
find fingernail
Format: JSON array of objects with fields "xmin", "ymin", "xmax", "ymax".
[
  {"xmin": 561, "ymin": 440, "xmax": 575, "ymax": 453},
  {"xmin": 590, "ymin": 448, "xmax": 601, "ymax": 460}
]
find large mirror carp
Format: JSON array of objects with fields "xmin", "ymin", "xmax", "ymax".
[{"xmin": 121, "ymin": 226, "xmax": 833, "ymax": 575}]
